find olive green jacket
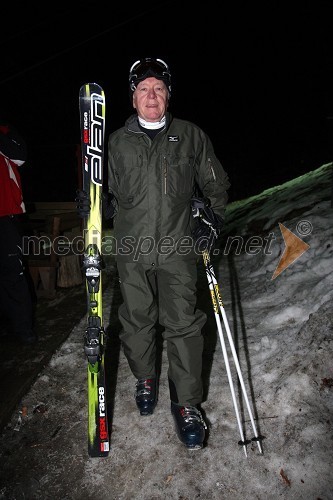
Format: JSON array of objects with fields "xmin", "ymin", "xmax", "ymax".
[{"xmin": 107, "ymin": 112, "xmax": 230, "ymax": 264}]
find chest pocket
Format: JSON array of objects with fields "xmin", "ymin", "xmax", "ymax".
[
  {"xmin": 166, "ymin": 154, "xmax": 194, "ymax": 195},
  {"xmin": 111, "ymin": 152, "xmax": 142, "ymax": 199}
]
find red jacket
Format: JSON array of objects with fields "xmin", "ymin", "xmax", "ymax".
[{"xmin": 0, "ymin": 123, "xmax": 27, "ymax": 216}]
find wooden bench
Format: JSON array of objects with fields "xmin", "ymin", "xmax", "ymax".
[{"xmin": 26, "ymin": 202, "xmax": 83, "ymax": 298}]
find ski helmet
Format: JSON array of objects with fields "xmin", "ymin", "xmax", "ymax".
[{"xmin": 129, "ymin": 58, "xmax": 171, "ymax": 94}]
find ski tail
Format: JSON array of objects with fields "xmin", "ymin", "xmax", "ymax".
[{"xmin": 79, "ymin": 83, "xmax": 110, "ymax": 457}]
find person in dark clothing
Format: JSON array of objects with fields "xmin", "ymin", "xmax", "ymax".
[
  {"xmin": 0, "ymin": 121, "xmax": 36, "ymax": 344},
  {"xmin": 77, "ymin": 58, "xmax": 230, "ymax": 449}
]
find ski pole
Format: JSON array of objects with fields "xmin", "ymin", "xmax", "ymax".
[{"xmin": 202, "ymin": 250, "xmax": 263, "ymax": 455}]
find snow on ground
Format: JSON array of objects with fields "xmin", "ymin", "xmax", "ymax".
[{"xmin": 0, "ymin": 163, "xmax": 332, "ymax": 499}]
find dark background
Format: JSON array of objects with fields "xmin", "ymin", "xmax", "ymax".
[{"xmin": 1, "ymin": 0, "xmax": 332, "ymax": 203}]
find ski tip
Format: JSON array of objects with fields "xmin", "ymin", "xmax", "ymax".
[{"xmin": 80, "ymin": 82, "xmax": 104, "ymax": 93}]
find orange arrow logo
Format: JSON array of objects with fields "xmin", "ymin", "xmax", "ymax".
[{"xmin": 272, "ymin": 223, "xmax": 310, "ymax": 279}]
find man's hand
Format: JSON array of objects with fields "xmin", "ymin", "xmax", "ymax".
[
  {"xmin": 76, "ymin": 190, "xmax": 117, "ymax": 220},
  {"xmin": 75, "ymin": 190, "xmax": 90, "ymax": 218},
  {"xmin": 191, "ymin": 197, "xmax": 223, "ymax": 253}
]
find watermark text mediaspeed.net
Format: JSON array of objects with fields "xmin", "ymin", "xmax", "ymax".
[{"xmin": 22, "ymin": 220, "xmax": 311, "ymax": 279}]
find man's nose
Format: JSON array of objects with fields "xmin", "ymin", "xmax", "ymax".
[{"xmin": 147, "ymin": 88, "xmax": 157, "ymax": 98}]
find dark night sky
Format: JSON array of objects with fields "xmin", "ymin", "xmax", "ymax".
[{"xmin": 1, "ymin": 1, "xmax": 332, "ymax": 203}]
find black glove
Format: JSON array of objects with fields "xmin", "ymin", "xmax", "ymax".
[
  {"xmin": 75, "ymin": 190, "xmax": 90, "ymax": 218},
  {"xmin": 191, "ymin": 197, "xmax": 224, "ymax": 253},
  {"xmin": 76, "ymin": 190, "xmax": 117, "ymax": 220},
  {"xmin": 102, "ymin": 192, "xmax": 117, "ymax": 220}
]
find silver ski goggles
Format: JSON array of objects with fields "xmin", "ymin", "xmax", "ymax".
[{"xmin": 129, "ymin": 58, "xmax": 171, "ymax": 91}]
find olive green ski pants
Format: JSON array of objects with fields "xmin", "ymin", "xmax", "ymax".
[{"xmin": 116, "ymin": 259, "xmax": 206, "ymax": 406}]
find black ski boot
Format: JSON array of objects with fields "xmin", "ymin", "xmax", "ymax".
[
  {"xmin": 171, "ymin": 402, "xmax": 207, "ymax": 450},
  {"xmin": 135, "ymin": 378, "xmax": 157, "ymax": 416}
]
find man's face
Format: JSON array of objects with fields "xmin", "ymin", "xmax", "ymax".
[{"xmin": 132, "ymin": 77, "xmax": 169, "ymax": 122}]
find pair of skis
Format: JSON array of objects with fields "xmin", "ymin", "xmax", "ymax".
[{"xmin": 79, "ymin": 83, "xmax": 110, "ymax": 457}]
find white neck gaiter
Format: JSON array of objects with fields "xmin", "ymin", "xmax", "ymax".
[{"xmin": 138, "ymin": 115, "xmax": 166, "ymax": 130}]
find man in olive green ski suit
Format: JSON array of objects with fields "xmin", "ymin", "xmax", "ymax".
[{"xmin": 107, "ymin": 58, "xmax": 230, "ymax": 449}]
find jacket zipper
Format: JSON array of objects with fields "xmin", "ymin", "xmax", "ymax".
[{"xmin": 163, "ymin": 156, "xmax": 168, "ymax": 194}]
